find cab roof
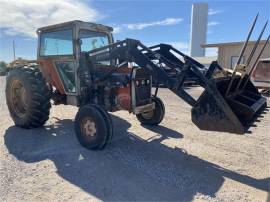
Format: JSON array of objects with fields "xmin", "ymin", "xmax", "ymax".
[{"xmin": 37, "ymin": 20, "xmax": 113, "ymax": 33}]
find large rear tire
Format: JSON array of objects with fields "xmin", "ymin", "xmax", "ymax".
[
  {"xmin": 136, "ymin": 97, "xmax": 165, "ymax": 125},
  {"xmin": 74, "ymin": 104, "xmax": 113, "ymax": 150},
  {"xmin": 5, "ymin": 66, "xmax": 51, "ymax": 128}
]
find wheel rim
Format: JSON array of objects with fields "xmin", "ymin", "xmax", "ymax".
[
  {"xmin": 141, "ymin": 109, "xmax": 154, "ymax": 119},
  {"xmin": 80, "ymin": 117, "xmax": 97, "ymax": 138},
  {"xmin": 10, "ymin": 79, "xmax": 28, "ymax": 117}
]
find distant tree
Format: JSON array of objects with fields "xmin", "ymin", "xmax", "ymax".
[{"xmin": 0, "ymin": 61, "xmax": 7, "ymax": 75}]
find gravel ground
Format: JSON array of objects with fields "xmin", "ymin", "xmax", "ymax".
[{"xmin": 0, "ymin": 75, "xmax": 269, "ymax": 201}]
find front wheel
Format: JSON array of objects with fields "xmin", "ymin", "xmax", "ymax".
[
  {"xmin": 136, "ymin": 97, "xmax": 165, "ymax": 125},
  {"xmin": 74, "ymin": 104, "xmax": 113, "ymax": 150}
]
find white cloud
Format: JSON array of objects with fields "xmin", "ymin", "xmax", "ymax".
[
  {"xmin": 126, "ymin": 18, "xmax": 183, "ymax": 30},
  {"xmin": 208, "ymin": 21, "xmax": 220, "ymax": 27},
  {"xmin": 0, "ymin": 0, "xmax": 100, "ymax": 38},
  {"xmin": 112, "ymin": 26, "xmax": 122, "ymax": 34},
  {"xmin": 208, "ymin": 9, "xmax": 223, "ymax": 16}
]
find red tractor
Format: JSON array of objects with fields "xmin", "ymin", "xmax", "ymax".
[{"xmin": 5, "ymin": 19, "xmax": 268, "ymax": 150}]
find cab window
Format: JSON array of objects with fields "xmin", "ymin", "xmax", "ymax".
[
  {"xmin": 79, "ymin": 29, "xmax": 109, "ymax": 52},
  {"xmin": 40, "ymin": 29, "xmax": 73, "ymax": 56},
  {"xmin": 55, "ymin": 61, "xmax": 76, "ymax": 93}
]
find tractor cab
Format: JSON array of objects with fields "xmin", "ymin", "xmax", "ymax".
[{"xmin": 37, "ymin": 21, "xmax": 114, "ymax": 101}]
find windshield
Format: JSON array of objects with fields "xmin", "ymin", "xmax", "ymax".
[
  {"xmin": 79, "ymin": 29, "xmax": 110, "ymax": 52},
  {"xmin": 40, "ymin": 29, "xmax": 73, "ymax": 56}
]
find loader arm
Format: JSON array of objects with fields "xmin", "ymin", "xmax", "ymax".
[
  {"xmin": 84, "ymin": 38, "xmax": 267, "ymax": 134},
  {"xmin": 86, "ymin": 39, "xmax": 211, "ymax": 106}
]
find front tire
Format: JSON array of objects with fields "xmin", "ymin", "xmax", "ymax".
[
  {"xmin": 5, "ymin": 66, "xmax": 51, "ymax": 128},
  {"xmin": 136, "ymin": 97, "xmax": 165, "ymax": 125},
  {"xmin": 74, "ymin": 104, "xmax": 113, "ymax": 150}
]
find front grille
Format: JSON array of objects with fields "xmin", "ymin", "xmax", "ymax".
[{"xmin": 135, "ymin": 77, "xmax": 151, "ymax": 106}]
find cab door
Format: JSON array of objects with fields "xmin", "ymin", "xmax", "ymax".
[{"xmin": 38, "ymin": 28, "xmax": 77, "ymax": 95}]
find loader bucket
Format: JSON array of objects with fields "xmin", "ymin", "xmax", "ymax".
[{"xmin": 191, "ymin": 75, "xmax": 267, "ymax": 134}]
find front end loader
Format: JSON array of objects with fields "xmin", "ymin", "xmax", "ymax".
[{"xmin": 5, "ymin": 16, "xmax": 269, "ymax": 150}]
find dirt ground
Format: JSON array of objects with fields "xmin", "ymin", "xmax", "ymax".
[{"xmin": 0, "ymin": 75, "xmax": 269, "ymax": 201}]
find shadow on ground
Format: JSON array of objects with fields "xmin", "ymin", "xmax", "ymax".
[{"xmin": 4, "ymin": 114, "xmax": 269, "ymax": 201}]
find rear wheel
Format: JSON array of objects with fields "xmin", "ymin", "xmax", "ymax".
[
  {"xmin": 74, "ymin": 104, "xmax": 113, "ymax": 150},
  {"xmin": 136, "ymin": 97, "xmax": 165, "ymax": 125},
  {"xmin": 5, "ymin": 66, "xmax": 51, "ymax": 128}
]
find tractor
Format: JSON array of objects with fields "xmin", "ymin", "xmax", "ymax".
[{"xmin": 5, "ymin": 17, "xmax": 269, "ymax": 150}]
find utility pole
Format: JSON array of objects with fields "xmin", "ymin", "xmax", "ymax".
[{"xmin": 13, "ymin": 40, "xmax": 16, "ymax": 61}]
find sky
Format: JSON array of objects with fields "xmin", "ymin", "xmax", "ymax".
[{"xmin": 0, "ymin": 0, "xmax": 269, "ymax": 62}]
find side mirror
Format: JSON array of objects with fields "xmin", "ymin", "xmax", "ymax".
[{"xmin": 77, "ymin": 39, "xmax": 83, "ymax": 45}]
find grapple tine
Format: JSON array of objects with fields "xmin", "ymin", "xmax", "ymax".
[
  {"xmin": 235, "ymin": 20, "xmax": 268, "ymax": 91},
  {"xmin": 225, "ymin": 13, "xmax": 259, "ymax": 96},
  {"xmin": 241, "ymin": 33, "xmax": 270, "ymax": 90},
  {"xmin": 246, "ymin": 20, "xmax": 268, "ymax": 67}
]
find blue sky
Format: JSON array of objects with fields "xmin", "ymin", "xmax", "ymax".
[{"xmin": 0, "ymin": 0, "xmax": 269, "ymax": 62}]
